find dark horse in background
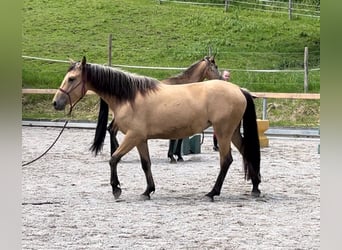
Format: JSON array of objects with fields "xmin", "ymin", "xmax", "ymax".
[
  {"xmin": 52, "ymin": 57, "xmax": 261, "ymax": 201},
  {"xmin": 94, "ymin": 56, "xmax": 222, "ymax": 163}
]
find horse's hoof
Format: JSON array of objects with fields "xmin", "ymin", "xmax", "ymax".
[
  {"xmin": 113, "ymin": 187, "xmax": 122, "ymax": 200},
  {"xmin": 170, "ymin": 159, "xmax": 177, "ymax": 164},
  {"xmin": 140, "ymin": 194, "xmax": 151, "ymax": 201},
  {"xmin": 177, "ymin": 157, "xmax": 184, "ymax": 162},
  {"xmin": 251, "ymin": 189, "xmax": 261, "ymax": 197},
  {"xmin": 203, "ymin": 194, "xmax": 214, "ymax": 202}
]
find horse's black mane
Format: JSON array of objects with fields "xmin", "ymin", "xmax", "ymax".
[{"xmin": 83, "ymin": 63, "xmax": 160, "ymax": 103}]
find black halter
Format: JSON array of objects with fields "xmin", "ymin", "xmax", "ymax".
[{"xmin": 58, "ymin": 65, "xmax": 87, "ymax": 115}]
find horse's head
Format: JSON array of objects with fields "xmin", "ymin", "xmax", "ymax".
[
  {"xmin": 52, "ymin": 56, "xmax": 88, "ymax": 113},
  {"xmin": 203, "ymin": 56, "xmax": 222, "ymax": 80}
]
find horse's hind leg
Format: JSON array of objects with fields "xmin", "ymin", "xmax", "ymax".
[
  {"xmin": 232, "ymin": 124, "xmax": 261, "ymax": 197},
  {"xmin": 206, "ymin": 142, "xmax": 233, "ymax": 202},
  {"xmin": 175, "ymin": 139, "xmax": 184, "ymax": 162},
  {"xmin": 168, "ymin": 139, "xmax": 177, "ymax": 163},
  {"xmin": 136, "ymin": 141, "xmax": 155, "ymax": 200},
  {"xmin": 249, "ymin": 164, "xmax": 261, "ymax": 197},
  {"xmin": 231, "ymin": 123, "xmax": 244, "ymax": 155}
]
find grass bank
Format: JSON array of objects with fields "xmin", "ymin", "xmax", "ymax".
[{"xmin": 22, "ymin": 0, "xmax": 320, "ymax": 127}]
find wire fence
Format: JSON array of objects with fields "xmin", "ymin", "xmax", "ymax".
[
  {"xmin": 22, "ymin": 55, "xmax": 320, "ymax": 73},
  {"xmin": 158, "ymin": 0, "xmax": 320, "ymax": 19}
]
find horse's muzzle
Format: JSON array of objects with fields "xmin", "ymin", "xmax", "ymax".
[
  {"xmin": 52, "ymin": 90, "xmax": 69, "ymax": 110},
  {"xmin": 52, "ymin": 99, "xmax": 66, "ymax": 111}
]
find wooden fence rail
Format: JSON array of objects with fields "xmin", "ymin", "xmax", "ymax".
[
  {"xmin": 21, "ymin": 88, "xmax": 320, "ymax": 99},
  {"xmin": 22, "ymin": 88, "xmax": 95, "ymax": 95}
]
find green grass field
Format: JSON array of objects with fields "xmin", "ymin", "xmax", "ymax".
[{"xmin": 22, "ymin": 0, "xmax": 320, "ymax": 127}]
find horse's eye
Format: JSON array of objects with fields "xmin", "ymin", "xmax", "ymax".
[{"xmin": 69, "ymin": 77, "xmax": 75, "ymax": 82}]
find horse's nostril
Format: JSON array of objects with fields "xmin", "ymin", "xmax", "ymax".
[{"xmin": 53, "ymin": 101, "xmax": 60, "ymax": 110}]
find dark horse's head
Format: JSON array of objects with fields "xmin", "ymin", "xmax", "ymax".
[{"xmin": 202, "ymin": 55, "xmax": 222, "ymax": 80}]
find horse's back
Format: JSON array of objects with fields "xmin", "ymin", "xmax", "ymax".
[
  {"xmin": 155, "ymin": 80, "xmax": 246, "ymax": 116},
  {"xmin": 200, "ymin": 80, "xmax": 247, "ymax": 121},
  {"xmin": 115, "ymin": 80, "xmax": 247, "ymax": 139},
  {"xmin": 159, "ymin": 79, "xmax": 243, "ymax": 97},
  {"xmin": 204, "ymin": 80, "xmax": 246, "ymax": 104},
  {"xmin": 157, "ymin": 79, "xmax": 247, "ymax": 124}
]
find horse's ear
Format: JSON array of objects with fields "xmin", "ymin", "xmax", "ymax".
[
  {"xmin": 68, "ymin": 58, "xmax": 75, "ymax": 65},
  {"xmin": 81, "ymin": 56, "xmax": 87, "ymax": 66},
  {"xmin": 208, "ymin": 55, "xmax": 216, "ymax": 64}
]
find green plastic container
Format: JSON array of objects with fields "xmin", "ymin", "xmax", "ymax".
[
  {"xmin": 172, "ymin": 134, "xmax": 202, "ymax": 155},
  {"xmin": 189, "ymin": 134, "xmax": 201, "ymax": 154}
]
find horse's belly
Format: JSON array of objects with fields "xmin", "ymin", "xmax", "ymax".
[{"xmin": 147, "ymin": 117, "xmax": 210, "ymax": 139}]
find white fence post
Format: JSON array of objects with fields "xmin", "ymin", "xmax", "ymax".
[
  {"xmin": 304, "ymin": 47, "xmax": 309, "ymax": 93},
  {"xmin": 225, "ymin": 0, "xmax": 229, "ymax": 12},
  {"xmin": 262, "ymin": 98, "xmax": 268, "ymax": 120},
  {"xmin": 108, "ymin": 34, "xmax": 112, "ymax": 67}
]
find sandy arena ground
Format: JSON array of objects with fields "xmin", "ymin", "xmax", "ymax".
[{"xmin": 22, "ymin": 126, "xmax": 320, "ymax": 249}]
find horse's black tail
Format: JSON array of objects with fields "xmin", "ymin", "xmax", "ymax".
[
  {"xmin": 240, "ymin": 89, "xmax": 261, "ymax": 181},
  {"xmin": 90, "ymin": 98, "xmax": 109, "ymax": 156}
]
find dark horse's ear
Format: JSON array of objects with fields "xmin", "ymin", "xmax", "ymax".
[
  {"xmin": 209, "ymin": 55, "xmax": 216, "ymax": 64},
  {"xmin": 81, "ymin": 56, "xmax": 87, "ymax": 67}
]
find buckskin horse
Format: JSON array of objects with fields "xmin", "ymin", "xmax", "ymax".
[
  {"xmin": 52, "ymin": 57, "xmax": 261, "ymax": 201},
  {"xmin": 94, "ymin": 56, "xmax": 222, "ymax": 163}
]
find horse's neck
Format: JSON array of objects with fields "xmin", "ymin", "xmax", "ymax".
[
  {"xmin": 162, "ymin": 75, "xmax": 200, "ymax": 85},
  {"xmin": 162, "ymin": 68, "xmax": 205, "ymax": 85}
]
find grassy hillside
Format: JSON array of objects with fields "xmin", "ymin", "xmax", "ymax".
[{"xmin": 22, "ymin": 0, "xmax": 320, "ymax": 126}]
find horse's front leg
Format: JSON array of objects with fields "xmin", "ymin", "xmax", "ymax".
[
  {"xmin": 109, "ymin": 133, "xmax": 139, "ymax": 200},
  {"xmin": 109, "ymin": 155, "xmax": 122, "ymax": 200},
  {"xmin": 175, "ymin": 139, "xmax": 184, "ymax": 162},
  {"xmin": 136, "ymin": 141, "xmax": 155, "ymax": 200},
  {"xmin": 168, "ymin": 139, "xmax": 177, "ymax": 163}
]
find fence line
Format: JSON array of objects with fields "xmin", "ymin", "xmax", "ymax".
[
  {"xmin": 159, "ymin": 0, "xmax": 320, "ymax": 18},
  {"xmin": 22, "ymin": 55, "xmax": 320, "ymax": 73},
  {"xmin": 21, "ymin": 88, "xmax": 320, "ymax": 99},
  {"xmin": 22, "ymin": 88, "xmax": 320, "ymax": 121},
  {"xmin": 160, "ymin": 0, "xmax": 319, "ymax": 8}
]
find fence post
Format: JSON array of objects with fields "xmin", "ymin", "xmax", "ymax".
[
  {"xmin": 304, "ymin": 47, "xmax": 309, "ymax": 93},
  {"xmin": 288, "ymin": 0, "xmax": 292, "ymax": 20},
  {"xmin": 262, "ymin": 98, "xmax": 267, "ymax": 120},
  {"xmin": 108, "ymin": 34, "xmax": 112, "ymax": 67},
  {"xmin": 225, "ymin": 0, "xmax": 229, "ymax": 12}
]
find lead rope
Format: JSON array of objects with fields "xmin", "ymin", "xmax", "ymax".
[
  {"xmin": 22, "ymin": 120, "xmax": 69, "ymax": 167},
  {"xmin": 22, "ymin": 64, "xmax": 88, "ymax": 167}
]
